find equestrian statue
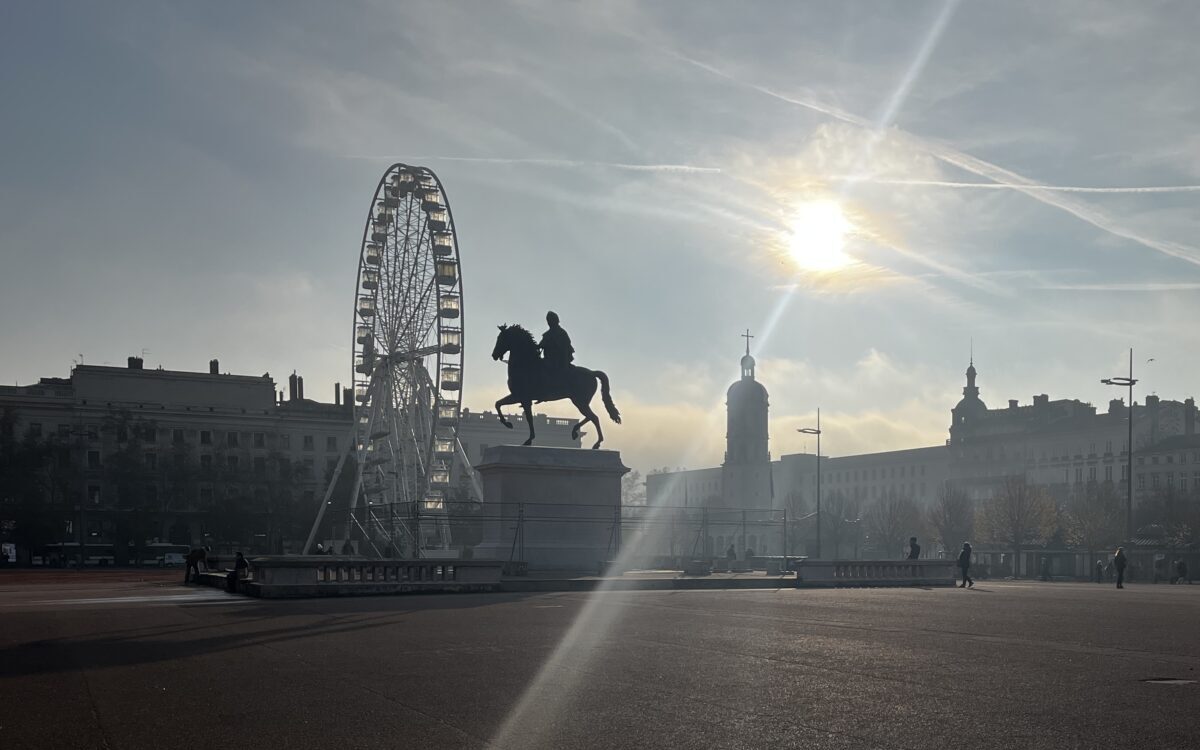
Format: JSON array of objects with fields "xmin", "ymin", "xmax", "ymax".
[{"xmin": 491, "ymin": 311, "xmax": 621, "ymax": 449}]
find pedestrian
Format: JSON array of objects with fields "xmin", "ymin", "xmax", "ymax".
[
  {"xmin": 235, "ymin": 551, "xmax": 248, "ymax": 577},
  {"xmin": 958, "ymin": 542, "xmax": 974, "ymax": 588},
  {"xmin": 1175, "ymin": 558, "xmax": 1188, "ymax": 584},
  {"xmin": 184, "ymin": 547, "xmax": 205, "ymax": 583},
  {"xmin": 1095, "ymin": 560, "xmax": 1105, "ymax": 583},
  {"xmin": 1039, "ymin": 557, "xmax": 1051, "ymax": 582},
  {"xmin": 906, "ymin": 537, "xmax": 921, "ymax": 560},
  {"xmin": 315, "ymin": 542, "xmax": 325, "ymax": 555},
  {"xmin": 726, "ymin": 544, "xmax": 737, "ymax": 562},
  {"xmin": 1113, "ymin": 546, "xmax": 1128, "ymax": 589}
]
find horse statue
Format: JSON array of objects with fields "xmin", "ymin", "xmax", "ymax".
[{"xmin": 491, "ymin": 324, "xmax": 621, "ymax": 449}]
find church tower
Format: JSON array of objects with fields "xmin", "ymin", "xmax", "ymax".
[
  {"xmin": 722, "ymin": 330, "xmax": 773, "ymax": 509},
  {"xmin": 950, "ymin": 356, "xmax": 988, "ymax": 445}
]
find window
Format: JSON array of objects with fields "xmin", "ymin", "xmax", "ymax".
[
  {"xmin": 227, "ymin": 455, "xmax": 239, "ymax": 470},
  {"xmin": 1152, "ymin": 474, "xmax": 1160, "ymax": 489},
  {"xmin": 1167, "ymin": 472, "xmax": 1175, "ymax": 489},
  {"xmin": 1137, "ymin": 474, "xmax": 1146, "ymax": 490},
  {"xmin": 29, "ymin": 423, "xmax": 42, "ymax": 437},
  {"xmin": 279, "ymin": 457, "xmax": 291, "ymax": 478},
  {"xmin": 145, "ymin": 452, "xmax": 157, "ymax": 470},
  {"xmin": 1167, "ymin": 454, "xmax": 1175, "ymax": 464},
  {"xmin": 200, "ymin": 454, "xmax": 213, "ymax": 470},
  {"xmin": 86, "ymin": 424, "xmax": 99, "ymax": 441},
  {"xmin": 1105, "ymin": 440, "xmax": 1112, "ymax": 453},
  {"xmin": 227, "ymin": 431, "xmax": 239, "ymax": 448},
  {"xmin": 58, "ymin": 424, "xmax": 70, "ymax": 437},
  {"xmin": 253, "ymin": 456, "xmax": 266, "ymax": 476},
  {"xmin": 145, "ymin": 484, "xmax": 158, "ymax": 505},
  {"xmin": 199, "ymin": 487, "xmax": 213, "ymax": 504},
  {"xmin": 87, "ymin": 450, "xmax": 101, "ymax": 469},
  {"xmin": 117, "ymin": 426, "xmax": 127, "ymax": 442},
  {"xmin": 280, "ymin": 433, "xmax": 291, "ymax": 450},
  {"xmin": 1105, "ymin": 466, "xmax": 1112, "ymax": 482},
  {"xmin": 1182, "ymin": 477, "xmax": 1189, "ymax": 492},
  {"xmin": 302, "ymin": 458, "xmax": 314, "ymax": 474},
  {"xmin": 144, "ymin": 427, "xmax": 157, "ymax": 443},
  {"xmin": 1088, "ymin": 467, "xmax": 1096, "ymax": 482},
  {"xmin": 88, "ymin": 485, "xmax": 101, "ymax": 504},
  {"xmin": 1152, "ymin": 456, "xmax": 1160, "ymax": 465},
  {"xmin": 172, "ymin": 428, "xmax": 185, "ymax": 444},
  {"xmin": 200, "ymin": 430, "xmax": 212, "ymax": 446},
  {"xmin": 325, "ymin": 457, "xmax": 338, "ymax": 475},
  {"xmin": 303, "ymin": 435, "xmax": 314, "ymax": 451},
  {"xmin": 174, "ymin": 454, "xmax": 185, "ymax": 469},
  {"xmin": 1075, "ymin": 468, "xmax": 1083, "ymax": 483},
  {"xmin": 253, "ymin": 432, "xmax": 265, "ymax": 449},
  {"xmin": 326, "ymin": 435, "xmax": 337, "ymax": 452}
]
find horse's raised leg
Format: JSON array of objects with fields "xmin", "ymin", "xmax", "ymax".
[
  {"xmin": 496, "ymin": 393, "xmax": 522, "ymax": 429},
  {"xmin": 522, "ymin": 401, "xmax": 536, "ymax": 446}
]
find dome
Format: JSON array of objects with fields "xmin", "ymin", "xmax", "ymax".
[
  {"xmin": 954, "ymin": 394, "xmax": 987, "ymax": 415},
  {"xmin": 727, "ymin": 377, "xmax": 768, "ymax": 403}
]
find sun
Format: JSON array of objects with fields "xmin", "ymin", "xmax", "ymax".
[{"xmin": 787, "ymin": 199, "xmax": 854, "ymax": 272}]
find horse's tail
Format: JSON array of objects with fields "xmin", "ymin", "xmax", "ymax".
[{"xmin": 594, "ymin": 370, "xmax": 622, "ymax": 424}]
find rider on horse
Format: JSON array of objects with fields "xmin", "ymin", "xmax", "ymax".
[{"xmin": 539, "ymin": 311, "xmax": 574, "ymax": 388}]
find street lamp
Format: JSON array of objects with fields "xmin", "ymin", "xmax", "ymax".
[
  {"xmin": 1101, "ymin": 348, "xmax": 1137, "ymax": 541},
  {"xmin": 798, "ymin": 408, "xmax": 822, "ymax": 559}
]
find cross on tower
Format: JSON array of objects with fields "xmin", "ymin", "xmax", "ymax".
[{"xmin": 741, "ymin": 329, "xmax": 754, "ymax": 356}]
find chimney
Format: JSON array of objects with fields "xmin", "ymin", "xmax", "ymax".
[
  {"xmin": 342, "ymin": 387, "xmax": 353, "ymax": 412},
  {"xmin": 297, "ymin": 375, "xmax": 304, "ymax": 400},
  {"xmin": 127, "ymin": 356, "xmax": 143, "ymax": 370},
  {"xmin": 335, "ymin": 382, "xmax": 341, "ymax": 406},
  {"xmin": 209, "ymin": 359, "xmax": 219, "ymax": 375},
  {"xmin": 1187, "ymin": 398, "xmax": 1196, "ymax": 436},
  {"xmin": 1008, "ymin": 399, "xmax": 1018, "ymax": 410},
  {"xmin": 288, "ymin": 371, "xmax": 298, "ymax": 401},
  {"xmin": 1109, "ymin": 398, "xmax": 1124, "ymax": 415},
  {"xmin": 278, "ymin": 390, "xmax": 284, "ymax": 405}
]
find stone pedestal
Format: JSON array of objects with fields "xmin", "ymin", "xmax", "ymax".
[{"xmin": 474, "ymin": 446, "xmax": 629, "ymax": 570}]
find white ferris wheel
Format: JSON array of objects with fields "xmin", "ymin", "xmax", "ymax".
[{"xmin": 307, "ymin": 163, "xmax": 469, "ymax": 557}]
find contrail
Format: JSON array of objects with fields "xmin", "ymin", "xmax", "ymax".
[
  {"xmin": 408, "ymin": 155, "xmax": 722, "ymax": 173},
  {"xmin": 667, "ymin": 51, "xmax": 1200, "ymax": 266},
  {"xmin": 836, "ymin": 177, "xmax": 1200, "ymax": 194}
]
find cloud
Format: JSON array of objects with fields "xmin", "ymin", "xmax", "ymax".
[{"xmin": 832, "ymin": 178, "xmax": 1200, "ymax": 194}]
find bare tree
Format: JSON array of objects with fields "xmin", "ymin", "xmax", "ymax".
[
  {"xmin": 864, "ymin": 490, "xmax": 922, "ymax": 559},
  {"xmin": 821, "ymin": 490, "xmax": 860, "ymax": 558},
  {"xmin": 980, "ymin": 476, "xmax": 1056, "ymax": 577},
  {"xmin": 1065, "ymin": 482, "xmax": 1123, "ymax": 561},
  {"xmin": 621, "ymin": 469, "xmax": 646, "ymax": 506},
  {"xmin": 926, "ymin": 483, "xmax": 974, "ymax": 554}
]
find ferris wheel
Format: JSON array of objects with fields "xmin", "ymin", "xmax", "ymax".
[{"xmin": 347, "ymin": 163, "xmax": 465, "ymax": 555}]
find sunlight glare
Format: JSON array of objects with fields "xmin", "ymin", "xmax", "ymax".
[{"xmin": 787, "ymin": 199, "xmax": 854, "ymax": 272}]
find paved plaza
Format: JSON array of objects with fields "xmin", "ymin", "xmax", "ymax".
[{"xmin": 1, "ymin": 572, "xmax": 1199, "ymax": 749}]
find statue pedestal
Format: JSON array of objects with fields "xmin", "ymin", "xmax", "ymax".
[{"xmin": 474, "ymin": 446, "xmax": 629, "ymax": 570}]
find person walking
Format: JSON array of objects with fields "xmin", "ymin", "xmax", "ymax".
[
  {"xmin": 906, "ymin": 537, "xmax": 921, "ymax": 560},
  {"xmin": 957, "ymin": 542, "xmax": 974, "ymax": 588},
  {"xmin": 184, "ymin": 547, "xmax": 206, "ymax": 583},
  {"xmin": 1095, "ymin": 559, "xmax": 1105, "ymax": 583},
  {"xmin": 1113, "ymin": 547, "xmax": 1128, "ymax": 589}
]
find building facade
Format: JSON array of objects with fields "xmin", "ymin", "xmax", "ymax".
[{"xmin": 0, "ymin": 357, "xmax": 578, "ymax": 563}]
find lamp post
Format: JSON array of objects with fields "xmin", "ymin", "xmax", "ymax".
[
  {"xmin": 798, "ymin": 408, "xmax": 822, "ymax": 558},
  {"xmin": 1102, "ymin": 348, "xmax": 1137, "ymax": 542}
]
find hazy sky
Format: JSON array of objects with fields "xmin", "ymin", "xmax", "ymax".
[{"xmin": 3, "ymin": 1, "xmax": 1199, "ymax": 474}]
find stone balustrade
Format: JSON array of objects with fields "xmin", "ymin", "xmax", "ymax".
[
  {"xmin": 794, "ymin": 559, "xmax": 957, "ymax": 588},
  {"xmin": 241, "ymin": 556, "xmax": 504, "ymax": 598}
]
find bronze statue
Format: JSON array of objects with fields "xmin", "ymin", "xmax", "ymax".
[
  {"xmin": 539, "ymin": 311, "xmax": 574, "ymax": 374},
  {"xmin": 491, "ymin": 319, "xmax": 621, "ymax": 449}
]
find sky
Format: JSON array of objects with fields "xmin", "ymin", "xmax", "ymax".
[{"xmin": 2, "ymin": 1, "xmax": 1199, "ymax": 476}]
